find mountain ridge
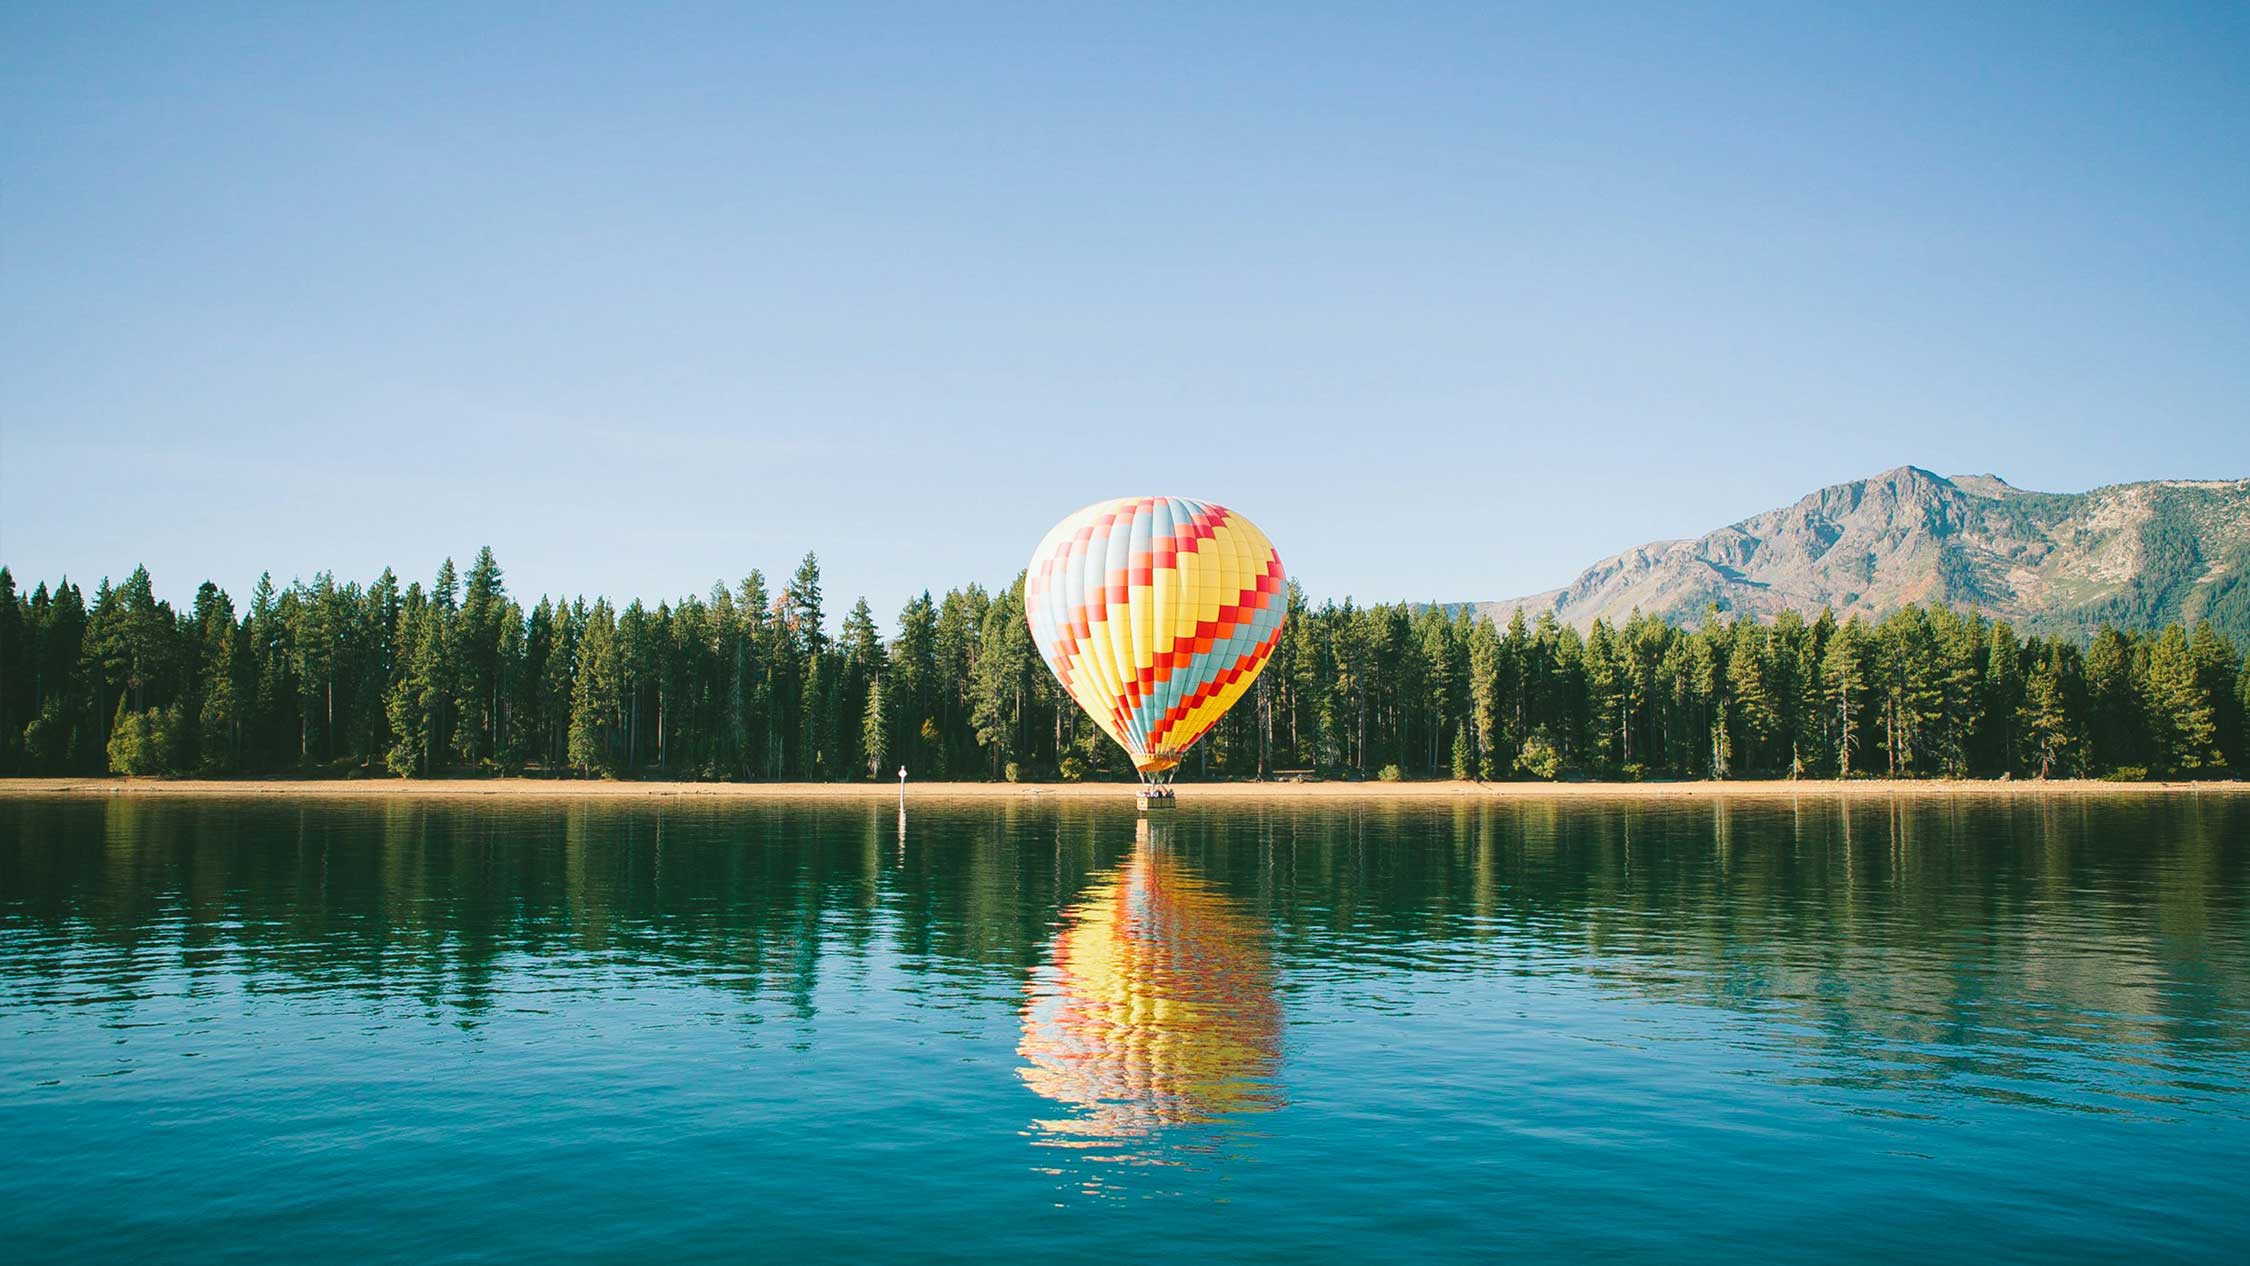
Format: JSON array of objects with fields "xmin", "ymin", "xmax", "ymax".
[{"xmin": 1469, "ymin": 466, "xmax": 2250, "ymax": 643}]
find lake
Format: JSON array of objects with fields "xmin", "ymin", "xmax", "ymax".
[{"xmin": 3, "ymin": 792, "xmax": 2246, "ymax": 1263}]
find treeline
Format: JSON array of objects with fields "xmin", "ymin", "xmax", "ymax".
[{"xmin": 2, "ymin": 552, "xmax": 2246, "ymax": 782}]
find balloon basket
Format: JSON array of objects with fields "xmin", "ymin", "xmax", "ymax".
[{"xmin": 1135, "ymin": 788, "xmax": 1177, "ymax": 813}]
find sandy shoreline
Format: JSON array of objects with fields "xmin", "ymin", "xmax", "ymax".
[{"xmin": 1, "ymin": 776, "xmax": 2241, "ymax": 803}]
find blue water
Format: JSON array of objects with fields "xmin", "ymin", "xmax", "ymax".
[{"xmin": 2, "ymin": 794, "xmax": 2246, "ymax": 1262}]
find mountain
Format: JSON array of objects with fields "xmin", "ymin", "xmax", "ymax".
[{"xmin": 1471, "ymin": 466, "xmax": 2250, "ymax": 643}]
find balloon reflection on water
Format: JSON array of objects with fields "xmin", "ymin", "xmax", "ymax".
[{"xmin": 1018, "ymin": 822, "xmax": 1283, "ymax": 1156}]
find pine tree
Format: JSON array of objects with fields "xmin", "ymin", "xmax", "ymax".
[
  {"xmin": 1982, "ymin": 620, "xmax": 2024, "ymax": 774},
  {"xmin": 2239, "ymin": 648, "xmax": 2250, "ymax": 758},
  {"xmin": 862, "ymin": 673, "xmax": 891, "ymax": 780},
  {"xmin": 568, "ymin": 600, "xmax": 621, "ymax": 776},
  {"xmin": 1582, "ymin": 620, "xmax": 1623, "ymax": 772},
  {"xmin": 1726, "ymin": 619, "xmax": 1776, "ymax": 773},
  {"xmin": 616, "ymin": 601, "xmax": 654, "ymax": 772},
  {"xmin": 1622, "ymin": 610, "xmax": 1666, "ymax": 771},
  {"xmin": 835, "ymin": 597, "xmax": 883, "ymax": 780},
  {"xmin": 427, "ymin": 558, "xmax": 460, "ymax": 760},
  {"xmin": 84, "ymin": 566, "xmax": 178, "ymax": 725},
  {"xmin": 1874, "ymin": 608, "xmax": 1943, "ymax": 775},
  {"xmin": 2145, "ymin": 624, "xmax": 2218, "ymax": 775},
  {"xmin": 2020, "ymin": 643, "xmax": 2084, "ymax": 778},
  {"xmin": 1501, "ymin": 610, "xmax": 1532, "ymax": 756},
  {"xmin": 384, "ymin": 585, "xmax": 436, "ymax": 776},
  {"xmin": 288, "ymin": 573, "xmax": 342, "ymax": 763},
  {"xmin": 932, "ymin": 586, "xmax": 988, "ymax": 775},
  {"xmin": 495, "ymin": 600, "xmax": 529, "ymax": 768},
  {"xmin": 1926, "ymin": 606, "xmax": 1985, "ymax": 777},
  {"xmin": 22, "ymin": 579, "xmax": 91, "ymax": 772},
  {"xmin": 1691, "ymin": 617, "xmax": 1731, "ymax": 778},
  {"xmin": 786, "ymin": 553, "xmax": 827, "ymax": 657},
  {"xmin": 801, "ymin": 645, "xmax": 837, "ymax": 778},
  {"xmin": 541, "ymin": 599, "xmax": 583, "ymax": 769},
  {"xmin": 360, "ymin": 568, "xmax": 403, "ymax": 764},
  {"xmin": 0, "ymin": 568, "xmax": 24, "ymax": 774},
  {"xmin": 732, "ymin": 573, "xmax": 772, "ymax": 778},
  {"xmin": 2187, "ymin": 622, "xmax": 2242, "ymax": 772},
  {"xmin": 453, "ymin": 547, "xmax": 507, "ymax": 765},
  {"xmin": 969, "ymin": 577, "xmax": 1033, "ymax": 778},
  {"xmin": 891, "ymin": 592, "xmax": 938, "ymax": 773},
  {"xmin": 1787, "ymin": 609, "xmax": 1832, "ymax": 776},
  {"xmin": 1280, "ymin": 582, "xmax": 1325, "ymax": 766},
  {"xmin": 190, "ymin": 582, "xmax": 241, "ymax": 772},
  {"xmin": 1466, "ymin": 617, "xmax": 1501, "ymax": 779},
  {"xmin": 1822, "ymin": 617, "xmax": 1871, "ymax": 777},
  {"xmin": 2085, "ymin": 626, "xmax": 2143, "ymax": 773}
]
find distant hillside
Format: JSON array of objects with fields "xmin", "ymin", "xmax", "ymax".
[{"xmin": 1472, "ymin": 466, "xmax": 2250, "ymax": 644}]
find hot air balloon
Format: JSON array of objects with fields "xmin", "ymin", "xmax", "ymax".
[{"xmin": 1025, "ymin": 497, "xmax": 1285, "ymax": 798}]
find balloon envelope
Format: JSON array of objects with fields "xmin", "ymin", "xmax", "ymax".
[{"xmin": 1025, "ymin": 497, "xmax": 1285, "ymax": 774}]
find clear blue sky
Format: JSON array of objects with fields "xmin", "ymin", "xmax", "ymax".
[{"xmin": 5, "ymin": 3, "xmax": 2246, "ymax": 627}]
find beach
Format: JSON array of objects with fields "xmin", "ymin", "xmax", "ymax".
[{"xmin": 2, "ymin": 776, "xmax": 2241, "ymax": 802}]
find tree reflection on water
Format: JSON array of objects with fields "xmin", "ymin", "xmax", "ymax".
[{"xmin": 4, "ymin": 792, "xmax": 2245, "ymax": 1130}]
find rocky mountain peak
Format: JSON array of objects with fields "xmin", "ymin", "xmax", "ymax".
[{"xmin": 1471, "ymin": 467, "xmax": 2250, "ymax": 643}]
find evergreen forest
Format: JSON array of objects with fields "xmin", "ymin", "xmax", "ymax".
[{"xmin": 3, "ymin": 550, "xmax": 2246, "ymax": 783}]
